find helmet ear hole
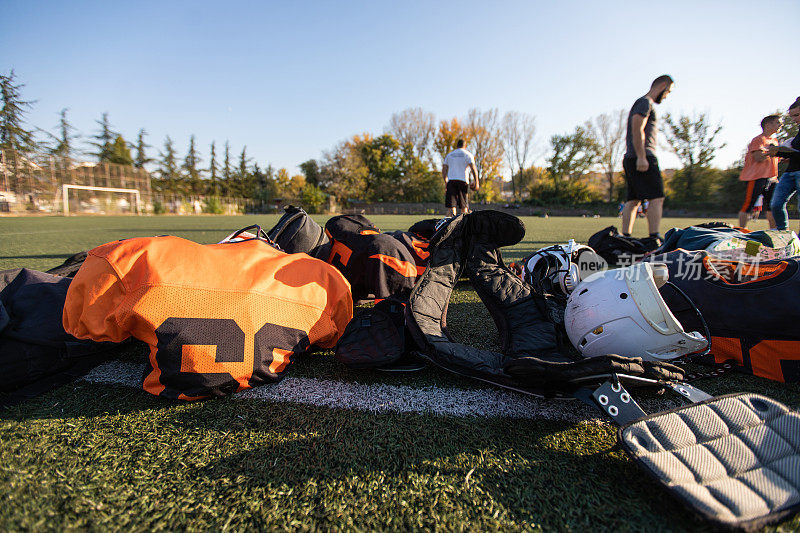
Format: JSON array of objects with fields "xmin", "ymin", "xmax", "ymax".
[{"xmin": 620, "ymin": 293, "xmax": 628, "ymax": 299}]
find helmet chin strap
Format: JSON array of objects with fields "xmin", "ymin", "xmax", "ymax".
[
  {"xmin": 659, "ymin": 280, "xmax": 712, "ymax": 358},
  {"xmin": 560, "ymin": 263, "xmax": 581, "ymax": 294}
]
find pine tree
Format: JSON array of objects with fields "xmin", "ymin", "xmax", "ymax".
[
  {"xmin": 208, "ymin": 141, "xmax": 219, "ymax": 196},
  {"xmin": 134, "ymin": 129, "xmax": 153, "ymax": 169},
  {"xmin": 157, "ymin": 136, "xmax": 180, "ymax": 194},
  {"xmin": 182, "ymin": 135, "xmax": 203, "ymax": 195},
  {"xmin": 0, "ymin": 69, "xmax": 38, "ymax": 154},
  {"xmin": 222, "ymin": 141, "xmax": 232, "ymax": 197},
  {"xmin": 89, "ymin": 112, "xmax": 117, "ymax": 162},
  {"xmin": 253, "ymin": 162, "xmax": 275, "ymax": 206},
  {"xmin": 108, "ymin": 135, "xmax": 133, "ymax": 166},
  {"xmin": 51, "ymin": 108, "xmax": 78, "ymax": 163},
  {"xmin": 236, "ymin": 146, "xmax": 252, "ymax": 197}
]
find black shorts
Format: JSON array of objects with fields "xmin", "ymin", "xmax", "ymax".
[
  {"xmin": 763, "ymin": 179, "xmax": 776, "ymax": 210},
  {"xmin": 741, "ymin": 178, "xmax": 775, "ymax": 212},
  {"xmin": 623, "ymin": 155, "xmax": 665, "ymax": 201},
  {"xmin": 445, "ymin": 180, "xmax": 468, "ymax": 209}
]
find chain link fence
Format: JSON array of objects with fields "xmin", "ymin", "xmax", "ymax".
[{"xmin": 0, "ymin": 148, "xmax": 153, "ymax": 214}]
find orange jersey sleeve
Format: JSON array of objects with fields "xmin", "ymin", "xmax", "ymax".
[{"xmin": 62, "ymin": 249, "xmax": 130, "ymax": 343}]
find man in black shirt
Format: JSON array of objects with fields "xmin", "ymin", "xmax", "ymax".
[{"xmin": 621, "ymin": 75, "xmax": 674, "ymax": 239}]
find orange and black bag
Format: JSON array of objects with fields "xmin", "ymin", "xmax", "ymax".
[
  {"xmin": 63, "ymin": 234, "xmax": 352, "ymax": 399},
  {"xmin": 325, "ymin": 215, "xmax": 425, "ymax": 302},
  {"xmin": 649, "ymin": 249, "xmax": 800, "ymax": 383}
]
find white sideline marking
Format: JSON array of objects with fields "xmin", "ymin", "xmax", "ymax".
[{"xmin": 81, "ymin": 361, "xmax": 681, "ymax": 422}]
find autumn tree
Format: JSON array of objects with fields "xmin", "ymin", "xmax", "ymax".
[
  {"xmin": 397, "ymin": 143, "xmax": 441, "ymax": 202},
  {"xmin": 387, "ymin": 107, "xmax": 436, "ymax": 164},
  {"xmin": 301, "ymin": 183, "xmax": 328, "ymax": 213},
  {"xmin": 299, "ymin": 159, "xmax": 321, "ymax": 187},
  {"xmin": 586, "ymin": 109, "xmax": 626, "ymax": 201},
  {"xmin": 275, "ymin": 167, "xmax": 305, "ymax": 201},
  {"xmin": 433, "ymin": 118, "xmax": 471, "ymax": 164},
  {"xmin": 356, "ymin": 134, "xmax": 403, "ymax": 201},
  {"xmin": 466, "ymin": 108, "xmax": 504, "ymax": 202},
  {"xmin": 537, "ymin": 126, "xmax": 601, "ymax": 204},
  {"xmin": 317, "ymin": 133, "xmax": 439, "ymax": 204},
  {"xmin": 501, "ymin": 111, "xmax": 537, "ymax": 200},
  {"xmin": 517, "ymin": 165, "xmax": 548, "ymax": 195},
  {"xmin": 661, "ymin": 112, "xmax": 725, "ymax": 202},
  {"xmin": 319, "ymin": 135, "xmax": 370, "ymax": 201}
]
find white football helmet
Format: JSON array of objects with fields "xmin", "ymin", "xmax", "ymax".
[
  {"xmin": 564, "ymin": 262, "xmax": 708, "ymax": 361},
  {"xmin": 523, "ymin": 239, "xmax": 606, "ymax": 295}
]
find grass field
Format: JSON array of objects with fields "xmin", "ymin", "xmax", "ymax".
[{"xmin": 1, "ymin": 214, "xmax": 799, "ymax": 532}]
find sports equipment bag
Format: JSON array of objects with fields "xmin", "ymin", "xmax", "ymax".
[{"xmin": 0, "ymin": 269, "xmax": 117, "ymax": 405}]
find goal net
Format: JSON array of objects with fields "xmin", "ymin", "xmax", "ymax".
[{"xmin": 59, "ymin": 184, "xmax": 142, "ymax": 215}]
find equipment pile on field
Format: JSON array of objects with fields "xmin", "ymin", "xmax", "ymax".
[{"xmin": 1, "ymin": 207, "xmax": 799, "ymax": 529}]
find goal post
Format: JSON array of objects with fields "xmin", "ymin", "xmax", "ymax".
[{"xmin": 61, "ymin": 184, "xmax": 142, "ymax": 215}]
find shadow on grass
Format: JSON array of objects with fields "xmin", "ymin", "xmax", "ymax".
[
  {"xmin": 0, "ymin": 253, "xmax": 72, "ymax": 260},
  {"xmin": 0, "ymin": 382, "xmax": 180, "ymax": 422},
  {"xmin": 180, "ymin": 403, "xmax": 706, "ymax": 531}
]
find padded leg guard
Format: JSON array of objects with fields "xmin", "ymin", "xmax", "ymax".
[
  {"xmin": 620, "ymin": 393, "xmax": 800, "ymax": 531},
  {"xmin": 406, "ymin": 210, "xmax": 683, "ymax": 397},
  {"xmin": 406, "ymin": 213, "xmax": 509, "ymax": 380},
  {"xmin": 463, "ymin": 211, "xmax": 565, "ymax": 360}
]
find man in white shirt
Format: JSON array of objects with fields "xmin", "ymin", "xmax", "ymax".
[{"xmin": 441, "ymin": 139, "xmax": 479, "ymax": 216}]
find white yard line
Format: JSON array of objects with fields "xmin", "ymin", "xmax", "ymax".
[{"xmin": 81, "ymin": 360, "xmax": 681, "ymax": 422}]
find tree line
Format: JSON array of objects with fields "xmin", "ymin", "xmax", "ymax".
[{"xmin": 3, "ymin": 69, "xmax": 798, "ymax": 212}]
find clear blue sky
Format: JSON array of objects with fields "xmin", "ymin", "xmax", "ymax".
[{"xmin": 2, "ymin": 0, "xmax": 798, "ymax": 174}]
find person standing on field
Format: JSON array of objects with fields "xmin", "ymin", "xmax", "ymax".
[
  {"xmin": 442, "ymin": 139, "xmax": 479, "ymax": 216},
  {"xmin": 621, "ymin": 75, "xmax": 674, "ymax": 239},
  {"xmin": 768, "ymin": 97, "xmax": 800, "ymax": 231},
  {"xmin": 737, "ymin": 115, "xmax": 781, "ymax": 229}
]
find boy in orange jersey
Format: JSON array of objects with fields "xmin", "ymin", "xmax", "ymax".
[{"xmin": 738, "ymin": 115, "xmax": 781, "ymax": 229}]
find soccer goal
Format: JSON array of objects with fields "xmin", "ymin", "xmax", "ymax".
[{"xmin": 60, "ymin": 184, "xmax": 142, "ymax": 215}]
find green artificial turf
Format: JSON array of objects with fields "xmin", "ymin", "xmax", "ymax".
[{"xmin": 0, "ymin": 214, "xmax": 798, "ymax": 532}]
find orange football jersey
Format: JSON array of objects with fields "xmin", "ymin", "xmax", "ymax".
[{"xmin": 63, "ymin": 236, "xmax": 352, "ymax": 400}]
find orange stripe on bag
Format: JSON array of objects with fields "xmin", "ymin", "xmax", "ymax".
[
  {"xmin": 369, "ymin": 254, "xmax": 418, "ymax": 278},
  {"xmin": 411, "ymin": 239, "xmax": 430, "ymax": 260},
  {"xmin": 710, "ymin": 336, "xmax": 744, "ymax": 366},
  {"xmin": 328, "ymin": 240, "xmax": 353, "ymax": 267},
  {"xmin": 703, "ymin": 257, "xmax": 787, "ymax": 285},
  {"xmin": 269, "ymin": 348, "xmax": 293, "ymax": 374},
  {"xmin": 749, "ymin": 340, "xmax": 800, "ymax": 383}
]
